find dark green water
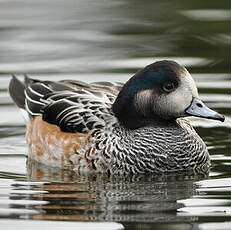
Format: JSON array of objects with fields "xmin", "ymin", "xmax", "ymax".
[{"xmin": 0, "ymin": 0, "xmax": 231, "ymax": 229}]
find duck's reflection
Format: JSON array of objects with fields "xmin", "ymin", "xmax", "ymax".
[{"xmin": 25, "ymin": 158, "xmax": 208, "ymax": 223}]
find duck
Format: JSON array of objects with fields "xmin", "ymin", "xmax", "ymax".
[{"xmin": 9, "ymin": 60, "xmax": 225, "ymax": 174}]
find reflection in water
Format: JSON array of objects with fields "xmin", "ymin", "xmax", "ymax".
[{"xmin": 24, "ymin": 159, "xmax": 207, "ymax": 222}]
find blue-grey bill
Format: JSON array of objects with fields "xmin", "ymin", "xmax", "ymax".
[{"xmin": 185, "ymin": 97, "xmax": 225, "ymax": 122}]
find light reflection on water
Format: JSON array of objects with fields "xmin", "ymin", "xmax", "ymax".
[
  {"xmin": 181, "ymin": 10, "xmax": 231, "ymax": 21},
  {"xmin": 0, "ymin": 0, "xmax": 231, "ymax": 229},
  {"xmin": 0, "ymin": 57, "xmax": 211, "ymax": 73}
]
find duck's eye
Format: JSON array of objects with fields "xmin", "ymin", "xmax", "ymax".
[{"xmin": 163, "ymin": 82, "xmax": 175, "ymax": 92}]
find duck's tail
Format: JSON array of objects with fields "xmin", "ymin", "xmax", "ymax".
[{"xmin": 8, "ymin": 75, "xmax": 26, "ymax": 109}]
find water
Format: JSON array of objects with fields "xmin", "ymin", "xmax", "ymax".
[{"xmin": 0, "ymin": 0, "xmax": 231, "ymax": 229}]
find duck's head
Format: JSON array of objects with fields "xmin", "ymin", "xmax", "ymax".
[{"xmin": 112, "ymin": 60, "xmax": 225, "ymax": 129}]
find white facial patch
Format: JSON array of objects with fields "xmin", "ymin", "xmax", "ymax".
[
  {"xmin": 134, "ymin": 89, "xmax": 153, "ymax": 116},
  {"xmin": 158, "ymin": 85, "xmax": 192, "ymax": 117},
  {"xmin": 155, "ymin": 70, "xmax": 199, "ymax": 118}
]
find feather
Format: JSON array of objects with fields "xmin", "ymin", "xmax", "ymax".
[{"xmin": 11, "ymin": 76, "xmax": 119, "ymax": 134}]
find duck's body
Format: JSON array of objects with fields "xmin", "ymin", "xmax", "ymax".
[
  {"xmin": 26, "ymin": 115, "xmax": 209, "ymax": 174},
  {"xmin": 9, "ymin": 60, "xmax": 224, "ymax": 174}
]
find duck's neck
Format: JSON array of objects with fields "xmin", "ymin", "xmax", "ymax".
[
  {"xmin": 112, "ymin": 101, "xmax": 175, "ymax": 130},
  {"xmin": 119, "ymin": 116, "xmax": 177, "ymax": 130}
]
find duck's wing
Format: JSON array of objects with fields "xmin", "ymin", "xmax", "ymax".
[
  {"xmin": 12, "ymin": 76, "xmax": 121, "ymax": 133},
  {"xmin": 41, "ymin": 89, "xmax": 118, "ymax": 133}
]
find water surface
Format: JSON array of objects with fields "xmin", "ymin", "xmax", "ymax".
[{"xmin": 0, "ymin": 0, "xmax": 231, "ymax": 229}]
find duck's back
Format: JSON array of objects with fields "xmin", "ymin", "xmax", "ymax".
[{"xmin": 9, "ymin": 76, "xmax": 121, "ymax": 133}]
